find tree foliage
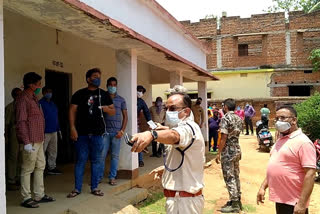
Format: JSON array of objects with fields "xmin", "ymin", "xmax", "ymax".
[
  {"xmin": 294, "ymin": 92, "xmax": 320, "ymax": 141},
  {"xmin": 309, "ymin": 49, "xmax": 320, "ymax": 72},
  {"xmin": 266, "ymin": 0, "xmax": 320, "ymax": 13}
]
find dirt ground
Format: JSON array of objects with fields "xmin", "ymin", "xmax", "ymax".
[{"xmin": 203, "ymin": 134, "xmax": 320, "ymax": 214}]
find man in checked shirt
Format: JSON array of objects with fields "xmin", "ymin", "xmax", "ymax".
[{"xmin": 15, "ymin": 72, "xmax": 55, "ymax": 208}]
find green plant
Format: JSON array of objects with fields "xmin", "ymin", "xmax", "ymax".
[
  {"xmin": 294, "ymin": 92, "xmax": 320, "ymax": 141},
  {"xmin": 242, "ymin": 204, "xmax": 257, "ymax": 213},
  {"xmin": 309, "ymin": 49, "xmax": 320, "ymax": 72}
]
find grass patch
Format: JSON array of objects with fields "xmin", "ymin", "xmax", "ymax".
[
  {"xmin": 242, "ymin": 204, "xmax": 257, "ymax": 213},
  {"xmin": 203, "ymin": 208, "xmax": 214, "ymax": 214},
  {"xmin": 207, "ymin": 199, "xmax": 217, "ymax": 205},
  {"xmin": 136, "ymin": 191, "xmax": 166, "ymax": 214}
]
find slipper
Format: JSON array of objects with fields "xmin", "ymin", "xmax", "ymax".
[
  {"xmin": 35, "ymin": 195, "xmax": 55, "ymax": 203},
  {"xmin": 91, "ymin": 189, "xmax": 104, "ymax": 196},
  {"xmin": 67, "ymin": 190, "xmax": 81, "ymax": 198},
  {"xmin": 21, "ymin": 198, "xmax": 39, "ymax": 208},
  {"xmin": 109, "ymin": 179, "xmax": 117, "ymax": 186}
]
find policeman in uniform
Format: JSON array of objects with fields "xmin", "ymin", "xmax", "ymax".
[
  {"xmin": 216, "ymin": 98, "xmax": 243, "ymax": 213},
  {"xmin": 131, "ymin": 85, "xmax": 205, "ymax": 214}
]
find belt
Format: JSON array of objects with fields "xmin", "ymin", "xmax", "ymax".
[{"xmin": 163, "ymin": 189, "xmax": 202, "ymax": 198}]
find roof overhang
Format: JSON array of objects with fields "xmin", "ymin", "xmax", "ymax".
[{"xmin": 4, "ymin": 0, "xmax": 219, "ymax": 81}]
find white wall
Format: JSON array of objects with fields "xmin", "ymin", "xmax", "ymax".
[
  {"xmin": 4, "ymin": 9, "xmax": 116, "ymax": 105},
  {"xmin": 80, "ymin": 0, "xmax": 207, "ymax": 69}
]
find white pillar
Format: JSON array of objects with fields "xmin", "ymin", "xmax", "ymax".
[
  {"xmin": 216, "ymin": 37, "xmax": 222, "ymax": 69},
  {"xmin": 0, "ymin": 0, "xmax": 6, "ymax": 212},
  {"xmin": 116, "ymin": 50, "xmax": 139, "ymax": 179},
  {"xmin": 285, "ymin": 31, "xmax": 291, "ymax": 65},
  {"xmin": 198, "ymin": 81, "xmax": 208, "ymax": 142},
  {"xmin": 169, "ymin": 70, "xmax": 183, "ymax": 88}
]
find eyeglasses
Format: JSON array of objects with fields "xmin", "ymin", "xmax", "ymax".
[
  {"xmin": 274, "ymin": 116, "xmax": 294, "ymax": 122},
  {"xmin": 164, "ymin": 106, "xmax": 186, "ymax": 112}
]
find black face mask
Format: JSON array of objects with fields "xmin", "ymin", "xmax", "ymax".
[{"xmin": 196, "ymin": 101, "xmax": 201, "ymax": 105}]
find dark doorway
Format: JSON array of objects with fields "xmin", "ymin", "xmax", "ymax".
[
  {"xmin": 288, "ymin": 86, "xmax": 311, "ymax": 96},
  {"xmin": 45, "ymin": 70, "xmax": 74, "ymax": 163}
]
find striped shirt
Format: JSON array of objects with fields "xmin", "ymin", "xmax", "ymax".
[{"xmin": 105, "ymin": 93, "xmax": 127, "ymax": 133}]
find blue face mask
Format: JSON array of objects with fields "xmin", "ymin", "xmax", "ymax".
[
  {"xmin": 237, "ymin": 107, "xmax": 240, "ymax": 111},
  {"xmin": 107, "ymin": 86, "xmax": 117, "ymax": 94},
  {"xmin": 44, "ymin": 93, "xmax": 52, "ymax": 99},
  {"xmin": 92, "ymin": 78, "xmax": 101, "ymax": 87}
]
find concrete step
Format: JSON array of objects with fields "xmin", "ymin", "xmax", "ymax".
[{"xmin": 116, "ymin": 187, "xmax": 148, "ymax": 205}]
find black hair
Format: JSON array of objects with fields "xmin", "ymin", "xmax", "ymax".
[
  {"xmin": 106, "ymin": 77, "xmax": 117, "ymax": 86},
  {"xmin": 155, "ymin": 97, "xmax": 162, "ymax": 102},
  {"xmin": 11, "ymin": 88, "xmax": 21, "ymax": 99},
  {"xmin": 197, "ymin": 97, "xmax": 202, "ymax": 101},
  {"xmin": 169, "ymin": 92, "xmax": 192, "ymax": 108},
  {"xmin": 86, "ymin": 68, "xmax": 101, "ymax": 82},
  {"xmin": 223, "ymin": 98, "xmax": 236, "ymax": 111},
  {"xmin": 23, "ymin": 72, "xmax": 42, "ymax": 89},
  {"xmin": 42, "ymin": 86, "xmax": 51, "ymax": 93},
  {"xmin": 137, "ymin": 85, "xmax": 146, "ymax": 93},
  {"xmin": 264, "ymin": 104, "xmax": 268, "ymax": 108},
  {"xmin": 276, "ymin": 105, "xmax": 297, "ymax": 117}
]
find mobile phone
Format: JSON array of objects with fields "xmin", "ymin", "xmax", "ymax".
[
  {"xmin": 147, "ymin": 120, "xmax": 158, "ymax": 130},
  {"xmin": 125, "ymin": 133, "xmax": 134, "ymax": 147}
]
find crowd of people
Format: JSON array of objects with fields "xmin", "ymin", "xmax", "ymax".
[{"xmin": 4, "ymin": 68, "xmax": 317, "ymax": 214}]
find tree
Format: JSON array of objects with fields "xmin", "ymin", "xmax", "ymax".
[
  {"xmin": 266, "ymin": 0, "xmax": 320, "ymax": 13},
  {"xmin": 309, "ymin": 49, "xmax": 320, "ymax": 72}
]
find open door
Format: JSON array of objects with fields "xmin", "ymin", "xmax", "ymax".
[{"xmin": 45, "ymin": 69, "xmax": 74, "ymax": 163}]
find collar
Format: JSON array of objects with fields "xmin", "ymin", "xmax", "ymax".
[
  {"xmin": 23, "ymin": 90, "xmax": 36, "ymax": 99},
  {"xmin": 280, "ymin": 128, "xmax": 302, "ymax": 139},
  {"xmin": 225, "ymin": 111, "xmax": 234, "ymax": 116}
]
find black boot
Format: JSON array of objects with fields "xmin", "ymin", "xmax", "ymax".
[{"xmin": 221, "ymin": 200, "xmax": 241, "ymax": 213}]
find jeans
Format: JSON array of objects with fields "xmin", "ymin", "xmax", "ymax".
[
  {"xmin": 101, "ymin": 133, "xmax": 121, "ymax": 180},
  {"xmin": 245, "ymin": 116, "xmax": 253, "ymax": 134},
  {"xmin": 209, "ymin": 130, "xmax": 218, "ymax": 151},
  {"xmin": 138, "ymin": 152, "xmax": 143, "ymax": 162},
  {"xmin": 74, "ymin": 135, "xmax": 104, "ymax": 192}
]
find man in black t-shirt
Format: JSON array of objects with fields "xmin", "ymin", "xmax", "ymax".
[{"xmin": 67, "ymin": 68, "xmax": 115, "ymax": 198}]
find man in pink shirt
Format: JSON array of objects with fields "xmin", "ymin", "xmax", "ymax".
[{"xmin": 256, "ymin": 106, "xmax": 316, "ymax": 214}]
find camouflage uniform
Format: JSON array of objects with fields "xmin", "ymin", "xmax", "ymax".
[{"xmin": 220, "ymin": 111, "xmax": 243, "ymax": 201}]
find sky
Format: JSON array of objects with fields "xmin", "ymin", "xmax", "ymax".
[{"xmin": 156, "ymin": 0, "xmax": 275, "ymax": 22}]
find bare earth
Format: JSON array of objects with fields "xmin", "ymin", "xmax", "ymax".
[{"xmin": 203, "ymin": 135, "xmax": 320, "ymax": 214}]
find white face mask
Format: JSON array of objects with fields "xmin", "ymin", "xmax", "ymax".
[
  {"xmin": 137, "ymin": 91, "xmax": 143, "ymax": 98},
  {"xmin": 165, "ymin": 109, "xmax": 185, "ymax": 128},
  {"xmin": 275, "ymin": 121, "xmax": 291, "ymax": 133}
]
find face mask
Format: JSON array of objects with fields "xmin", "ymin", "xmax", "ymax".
[
  {"xmin": 44, "ymin": 93, "xmax": 52, "ymax": 99},
  {"xmin": 108, "ymin": 86, "xmax": 117, "ymax": 94},
  {"xmin": 237, "ymin": 107, "xmax": 241, "ymax": 111},
  {"xmin": 156, "ymin": 101, "xmax": 162, "ymax": 107},
  {"xmin": 196, "ymin": 101, "xmax": 201, "ymax": 105},
  {"xmin": 165, "ymin": 109, "xmax": 184, "ymax": 128},
  {"xmin": 137, "ymin": 91, "xmax": 143, "ymax": 98},
  {"xmin": 91, "ymin": 78, "xmax": 101, "ymax": 87},
  {"xmin": 275, "ymin": 121, "xmax": 291, "ymax": 133},
  {"xmin": 34, "ymin": 88, "xmax": 41, "ymax": 95}
]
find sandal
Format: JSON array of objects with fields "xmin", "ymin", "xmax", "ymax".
[
  {"xmin": 109, "ymin": 179, "xmax": 117, "ymax": 186},
  {"xmin": 21, "ymin": 198, "xmax": 39, "ymax": 208},
  {"xmin": 67, "ymin": 190, "xmax": 81, "ymax": 198},
  {"xmin": 91, "ymin": 189, "xmax": 104, "ymax": 196},
  {"xmin": 35, "ymin": 195, "xmax": 55, "ymax": 203}
]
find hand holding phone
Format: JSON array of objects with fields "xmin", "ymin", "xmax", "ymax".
[
  {"xmin": 147, "ymin": 120, "xmax": 158, "ymax": 130},
  {"xmin": 125, "ymin": 133, "xmax": 149, "ymax": 153}
]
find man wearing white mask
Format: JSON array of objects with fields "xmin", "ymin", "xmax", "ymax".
[
  {"xmin": 257, "ymin": 105, "xmax": 316, "ymax": 214},
  {"xmin": 131, "ymin": 85, "xmax": 205, "ymax": 214}
]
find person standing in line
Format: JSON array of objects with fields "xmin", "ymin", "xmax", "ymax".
[
  {"xmin": 101, "ymin": 77, "xmax": 128, "ymax": 186},
  {"xmin": 208, "ymin": 110, "xmax": 220, "ymax": 152},
  {"xmin": 137, "ymin": 85, "xmax": 152, "ymax": 167},
  {"xmin": 235, "ymin": 106, "xmax": 245, "ymax": 134},
  {"xmin": 68, "ymin": 68, "xmax": 115, "ymax": 198},
  {"xmin": 216, "ymin": 98, "xmax": 243, "ymax": 213},
  {"xmin": 244, "ymin": 103, "xmax": 255, "ymax": 135},
  {"xmin": 191, "ymin": 97, "xmax": 204, "ymax": 128},
  {"xmin": 149, "ymin": 97, "xmax": 166, "ymax": 157},
  {"xmin": 260, "ymin": 104, "xmax": 270, "ymax": 128},
  {"xmin": 5, "ymin": 87, "xmax": 22, "ymax": 191},
  {"xmin": 39, "ymin": 86, "xmax": 62, "ymax": 175},
  {"xmin": 257, "ymin": 106, "xmax": 316, "ymax": 214},
  {"xmin": 16, "ymin": 72, "xmax": 55, "ymax": 208}
]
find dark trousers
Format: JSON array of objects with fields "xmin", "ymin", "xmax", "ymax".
[
  {"xmin": 209, "ymin": 130, "xmax": 218, "ymax": 151},
  {"xmin": 276, "ymin": 203, "xmax": 308, "ymax": 214},
  {"xmin": 245, "ymin": 116, "xmax": 253, "ymax": 134},
  {"xmin": 151, "ymin": 141, "xmax": 164, "ymax": 155}
]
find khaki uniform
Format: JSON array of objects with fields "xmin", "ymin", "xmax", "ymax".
[
  {"xmin": 191, "ymin": 105, "xmax": 204, "ymax": 126},
  {"xmin": 149, "ymin": 106, "xmax": 165, "ymax": 124},
  {"xmin": 162, "ymin": 117, "xmax": 205, "ymax": 214},
  {"xmin": 220, "ymin": 111, "xmax": 242, "ymax": 201}
]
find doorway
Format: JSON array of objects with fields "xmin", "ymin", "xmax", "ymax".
[{"xmin": 45, "ymin": 69, "xmax": 74, "ymax": 163}]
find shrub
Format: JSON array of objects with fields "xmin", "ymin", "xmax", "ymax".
[
  {"xmin": 308, "ymin": 49, "xmax": 320, "ymax": 72},
  {"xmin": 294, "ymin": 92, "xmax": 320, "ymax": 141}
]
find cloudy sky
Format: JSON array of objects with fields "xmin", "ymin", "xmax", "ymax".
[{"xmin": 156, "ymin": 0, "xmax": 275, "ymax": 22}]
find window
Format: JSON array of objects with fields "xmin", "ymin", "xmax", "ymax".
[
  {"xmin": 288, "ymin": 86, "xmax": 311, "ymax": 96},
  {"xmin": 304, "ymin": 70, "xmax": 312, "ymax": 74},
  {"xmin": 238, "ymin": 44, "xmax": 248, "ymax": 56}
]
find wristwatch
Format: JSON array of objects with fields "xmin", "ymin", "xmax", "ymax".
[{"xmin": 150, "ymin": 130, "xmax": 158, "ymax": 141}]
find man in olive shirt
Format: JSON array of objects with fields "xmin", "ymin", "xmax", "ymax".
[{"xmin": 191, "ymin": 97, "xmax": 204, "ymax": 128}]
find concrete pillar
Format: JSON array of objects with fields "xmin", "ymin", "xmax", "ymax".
[
  {"xmin": 0, "ymin": 0, "xmax": 6, "ymax": 212},
  {"xmin": 198, "ymin": 81, "xmax": 208, "ymax": 142},
  {"xmin": 232, "ymin": 36, "xmax": 239, "ymax": 67},
  {"xmin": 285, "ymin": 31, "xmax": 291, "ymax": 65},
  {"xmin": 169, "ymin": 70, "xmax": 183, "ymax": 88},
  {"xmin": 216, "ymin": 37, "xmax": 222, "ymax": 69},
  {"xmin": 116, "ymin": 50, "xmax": 139, "ymax": 179}
]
